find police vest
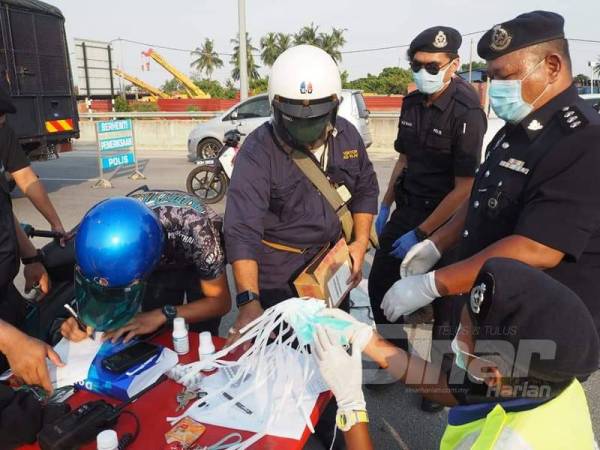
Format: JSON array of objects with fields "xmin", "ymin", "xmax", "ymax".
[{"xmin": 440, "ymin": 380, "xmax": 596, "ymax": 450}]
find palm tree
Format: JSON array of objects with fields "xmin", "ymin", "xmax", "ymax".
[
  {"xmin": 294, "ymin": 23, "xmax": 321, "ymax": 46},
  {"xmin": 277, "ymin": 33, "xmax": 292, "ymax": 53},
  {"xmin": 230, "ymin": 33, "xmax": 260, "ymax": 81},
  {"xmin": 190, "ymin": 38, "xmax": 223, "ymax": 80},
  {"xmin": 260, "ymin": 32, "xmax": 279, "ymax": 67},
  {"xmin": 319, "ymin": 27, "xmax": 346, "ymax": 62}
]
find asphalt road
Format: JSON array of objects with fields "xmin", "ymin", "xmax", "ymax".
[{"xmin": 11, "ymin": 150, "xmax": 600, "ymax": 449}]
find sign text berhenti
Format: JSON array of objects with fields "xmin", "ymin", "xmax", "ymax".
[{"xmin": 93, "ymin": 119, "xmax": 144, "ymax": 187}]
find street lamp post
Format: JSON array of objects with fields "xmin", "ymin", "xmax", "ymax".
[{"xmin": 238, "ymin": 0, "xmax": 249, "ymax": 101}]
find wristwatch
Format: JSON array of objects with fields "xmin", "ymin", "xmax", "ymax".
[
  {"xmin": 336, "ymin": 409, "xmax": 369, "ymax": 432},
  {"xmin": 415, "ymin": 227, "xmax": 429, "ymax": 241},
  {"xmin": 236, "ymin": 291, "xmax": 259, "ymax": 308},
  {"xmin": 161, "ymin": 304, "xmax": 178, "ymax": 324},
  {"xmin": 21, "ymin": 249, "xmax": 43, "ymax": 265}
]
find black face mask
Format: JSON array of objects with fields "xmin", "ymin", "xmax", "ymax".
[
  {"xmin": 272, "ymin": 96, "xmax": 339, "ymax": 150},
  {"xmin": 280, "ymin": 113, "xmax": 332, "ymax": 148}
]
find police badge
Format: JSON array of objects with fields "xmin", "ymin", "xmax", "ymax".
[
  {"xmin": 470, "ymin": 282, "xmax": 486, "ymax": 314},
  {"xmin": 433, "ymin": 30, "xmax": 448, "ymax": 49},
  {"xmin": 490, "ymin": 25, "xmax": 512, "ymax": 51}
]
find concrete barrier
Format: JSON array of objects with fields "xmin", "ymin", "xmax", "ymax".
[{"xmin": 75, "ymin": 117, "xmax": 400, "ymax": 153}]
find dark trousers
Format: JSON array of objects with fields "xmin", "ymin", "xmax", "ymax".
[
  {"xmin": 368, "ymin": 203, "xmax": 463, "ymax": 368},
  {"xmin": 143, "ymin": 268, "xmax": 221, "ymax": 335},
  {"xmin": 368, "ymin": 204, "xmax": 436, "ymax": 346}
]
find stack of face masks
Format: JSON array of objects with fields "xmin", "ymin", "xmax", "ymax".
[{"xmin": 167, "ymin": 298, "xmax": 352, "ymax": 449}]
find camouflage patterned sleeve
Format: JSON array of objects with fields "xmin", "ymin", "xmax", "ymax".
[{"xmin": 182, "ymin": 208, "xmax": 226, "ymax": 280}]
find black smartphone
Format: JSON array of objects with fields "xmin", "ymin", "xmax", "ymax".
[{"xmin": 101, "ymin": 341, "xmax": 161, "ymax": 374}]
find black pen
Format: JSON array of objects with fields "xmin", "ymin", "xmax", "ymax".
[
  {"xmin": 63, "ymin": 304, "xmax": 94, "ymax": 340},
  {"xmin": 222, "ymin": 391, "xmax": 253, "ymax": 415}
]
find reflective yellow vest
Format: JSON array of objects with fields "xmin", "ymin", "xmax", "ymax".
[{"xmin": 440, "ymin": 380, "xmax": 596, "ymax": 450}]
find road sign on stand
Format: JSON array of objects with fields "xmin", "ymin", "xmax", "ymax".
[{"xmin": 93, "ymin": 119, "xmax": 145, "ymax": 188}]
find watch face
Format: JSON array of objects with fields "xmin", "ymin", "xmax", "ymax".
[{"xmin": 163, "ymin": 305, "xmax": 177, "ymax": 319}]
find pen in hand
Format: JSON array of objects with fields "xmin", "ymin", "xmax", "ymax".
[{"xmin": 63, "ymin": 304, "xmax": 94, "ymax": 340}]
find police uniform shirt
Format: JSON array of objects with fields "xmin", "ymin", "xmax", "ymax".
[
  {"xmin": 395, "ymin": 76, "xmax": 487, "ymax": 199},
  {"xmin": 460, "ymin": 84, "xmax": 600, "ymax": 330},
  {"xmin": 224, "ymin": 117, "xmax": 379, "ymax": 291},
  {"xmin": 0, "ymin": 123, "xmax": 25, "ymax": 291}
]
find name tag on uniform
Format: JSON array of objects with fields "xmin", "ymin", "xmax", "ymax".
[
  {"xmin": 337, "ymin": 185, "xmax": 352, "ymax": 203},
  {"xmin": 499, "ymin": 158, "xmax": 530, "ymax": 175},
  {"xmin": 342, "ymin": 149, "xmax": 359, "ymax": 160}
]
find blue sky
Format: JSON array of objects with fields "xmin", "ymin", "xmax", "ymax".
[{"xmin": 51, "ymin": 0, "xmax": 600, "ymax": 90}]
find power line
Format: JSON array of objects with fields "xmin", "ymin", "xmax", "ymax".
[{"xmin": 112, "ymin": 33, "xmax": 600, "ymax": 59}]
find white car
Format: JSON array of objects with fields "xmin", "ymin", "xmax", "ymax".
[{"xmin": 187, "ymin": 89, "xmax": 373, "ymax": 161}]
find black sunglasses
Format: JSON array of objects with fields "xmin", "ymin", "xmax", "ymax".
[{"xmin": 410, "ymin": 59, "xmax": 454, "ymax": 75}]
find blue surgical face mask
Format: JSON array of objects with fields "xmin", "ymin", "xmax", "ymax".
[
  {"xmin": 489, "ymin": 59, "xmax": 549, "ymax": 124},
  {"xmin": 412, "ymin": 65, "xmax": 450, "ymax": 95},
  {"xmin": 451, "ymin": 324, "xmax": 490, "ymax": 382}
]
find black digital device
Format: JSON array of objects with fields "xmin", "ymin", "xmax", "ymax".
[
  {"xmin": 37, "ymin": 375, "xmax": 166, "ymax": 450},
  {"xmin": 101, "ymin": 341, "xmax": 161, "ymax": 374},
  {"xmin": 38, "ymin": 400, "xmax": 119, "ymax": 450}
]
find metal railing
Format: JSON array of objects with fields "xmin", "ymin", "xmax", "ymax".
[{"xmin": 79, "ymin": 110, "xmax": 401, "ymax": 120}]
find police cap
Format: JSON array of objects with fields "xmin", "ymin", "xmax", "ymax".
[
  {"xmin": 0, "ymin": 84, "xmax": 16, "ymax": 114},
  {"xmin": 468, "ymin": 258, "xmax": 600, "ymax": 382},
  {"xmin": 408, "ymin": 26, "xmax": 462, "ymax": 59},
  {"xmin": 477, "ymin": 10, "xmax": 565, "ymax": 61}
]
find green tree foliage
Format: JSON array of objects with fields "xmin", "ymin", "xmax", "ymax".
[
  {"xmin": 574, "ymin": 73, "xmax": 590, "ymax": 86},
  {"xmin": 230, "ymin": 33, "xmax": 260, "ymax": 81},
  {"xmin": 259, "ymin": 32, "xmax": 294, "ymax": 67},
  {"xmin": 344, "ymin": 67, "xmax": 414, "ymax": 95},
  {"xmin": 292, "ymin": 23, "xmax": 346, "ymax": 62},
  {"xmin": 460, "ymin": 60, "xmax": 487, "ymax": 72},
  {"xmin": 161, "ymin": 78, "xmax": 184, "ymax": 94},
  {"xmin": 114, "ymin": 96, "xmax": 130, "ymax": 112},
  {"xmin": 250, "ymin": 77, "xmax": 269, "ymax": 94},
  {"xmin": 190, "ymin": 38, "xmax": 224, "ymax": 80}
]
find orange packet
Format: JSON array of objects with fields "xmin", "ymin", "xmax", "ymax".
[{"xmin": 165, "ymin": 417, "xmax": 206, "ymax": 449}]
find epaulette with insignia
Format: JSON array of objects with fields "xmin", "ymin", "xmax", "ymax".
[{"xmin": 557, "ymin": 105, "xmax": 589, "ymax": 133}]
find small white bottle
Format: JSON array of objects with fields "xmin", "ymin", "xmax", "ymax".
[
  {"xmin": 172, "ymin": 317, "xmax": 189, "ymax": 355},
  {"xmin": 198, "ymin": 331, "xmax": 215, "ymax": 357},
  {"xmin": 198, "ymin": 331, "xmax": 216, "ymax": 370},
  {"xmin": 97, "ymin": 429, "xmax": 118, "ymax": 450}
]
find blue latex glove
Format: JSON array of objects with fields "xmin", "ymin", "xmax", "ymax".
[
  {"xmin": 375, "ymin": 204, "xmax": 391, "ymax": 237},
  {"xmin": 390, "ymin": 229, "xmax": 419, "ymax": 259}
]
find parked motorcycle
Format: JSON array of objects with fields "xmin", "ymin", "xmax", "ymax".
[{"xmin": 186, "ymin": 128, "xmax": 245, "ymax": 204}]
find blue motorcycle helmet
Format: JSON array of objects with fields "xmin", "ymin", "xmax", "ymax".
[{"xmin": 75, "ymin": 197, "xmax": 164, "ymax": 331}]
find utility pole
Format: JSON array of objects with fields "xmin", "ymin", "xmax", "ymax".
[
  {"xmin": 590, "ymin": 61, "xmax": 596, "ymax": 95},
  {"xmin": 238, "ymin": 0, "xmax": 249, "ymax": 101}
]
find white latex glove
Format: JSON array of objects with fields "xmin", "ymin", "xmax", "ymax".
[
  {"xmin": 381, "ymin": 272, "xmax": 440, "ymax": 322},
  {"xmin": 317, "ymin": 308, "xmax": 374, "ymax": 351},
  {"xmin": 400, "ymin": 239, "xmax": 442, "ymax": 278},
  {"xmin": 313, "ymin": 326, "xmax": 366, "ymax": 411}
]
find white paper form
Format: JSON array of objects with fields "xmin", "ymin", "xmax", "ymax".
[
  {"xmin": 327, "ymin": 261, "xmax": 352, "ymax": 307},
  {"xmin": 49, "ymin": 335, "xmax": 103, "ymax": 388}
]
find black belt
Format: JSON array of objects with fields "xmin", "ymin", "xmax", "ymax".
[{"xmin": 396, "ymin": 191, "xmax": 443, "ymax": 209}]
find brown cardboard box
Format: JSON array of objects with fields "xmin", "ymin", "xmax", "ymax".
[{"xmin": 293, "ymin": 238, "xmax": 353, "ymax": 307}]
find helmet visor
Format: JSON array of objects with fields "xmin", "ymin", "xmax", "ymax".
[
  {"xmin": 280, "ymin": 113, "xmax": 332, "ymax": 148},
  {"xmin": 75, "ymin": 268, "xmax": 145, "ymax": 331}
]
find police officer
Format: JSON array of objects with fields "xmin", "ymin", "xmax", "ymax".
[
  {"xmin": 384, "ymin": 12, "xmax": 600, "ymax": 335},
  {"xmin": 0, "ymin": 93, "xmax": 63, "ymax": 392},
  {"xmin": 0, "ymin": 85, "xmax": 68, "ymax": 244},
  {"xmin": 224, "ymin": 45, "xmax": 378, "ymax": 449},
  {"xmin": 314, "ymin": 258, "xmax": 600, "ymax": 449},
  {"xmin": 368, "ymin": 26, "xmax": 486, "ymax": 409}
]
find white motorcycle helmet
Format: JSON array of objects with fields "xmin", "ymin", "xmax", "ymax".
[{"xmin": 268, "ymin": 45, "xmax": 342, "ymax": 150}]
